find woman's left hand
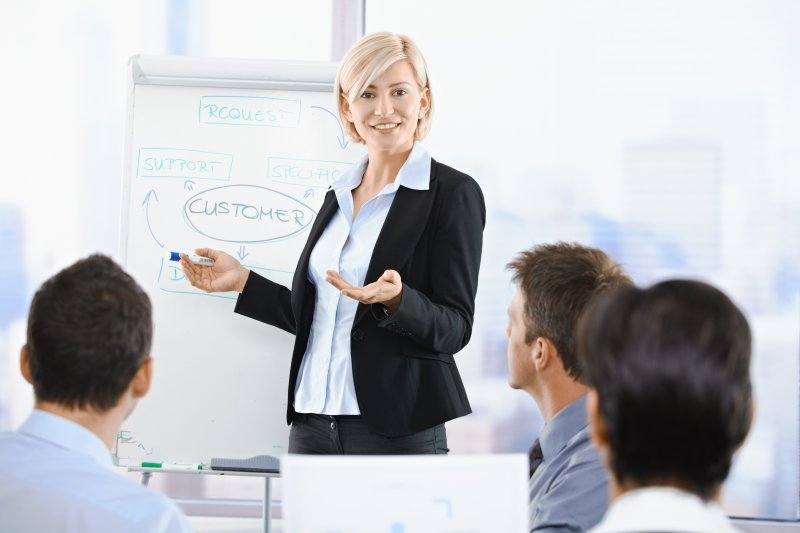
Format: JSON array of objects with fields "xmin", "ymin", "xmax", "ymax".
[{"xmin": 326, "ymin": 269, "xmax": 403, "ymax": 313}]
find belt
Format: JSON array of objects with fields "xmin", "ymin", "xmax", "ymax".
[{"xmin": 294, "ymin": 412, "xmax": 362, "ymax": 421}]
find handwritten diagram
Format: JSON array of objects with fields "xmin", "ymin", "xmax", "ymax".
[{"xmin": 129, "ymin": 89, "xmax": 361, "ymax": 303}]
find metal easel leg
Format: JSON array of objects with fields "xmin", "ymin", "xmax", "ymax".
[
  {"xmin": 263, "ymin": 476, "xmax": 271, "ymax": 533},
  {"xmin": 140, "ymin": 471, "xmax": 152, "ymax": 487}
]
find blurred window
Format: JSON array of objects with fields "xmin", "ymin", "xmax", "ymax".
[{"xmin": 366, "ymin": 0, "xmax": 800, "ymax": 521}]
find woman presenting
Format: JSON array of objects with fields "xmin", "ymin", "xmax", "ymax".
[{"xmin": 181, "ymin": 32, "xmax": 485, "ymax": 454}]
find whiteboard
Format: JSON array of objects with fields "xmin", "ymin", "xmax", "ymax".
[{"xmin": 115, "ymin": 55, "xmax": 365, "ymax": 466}]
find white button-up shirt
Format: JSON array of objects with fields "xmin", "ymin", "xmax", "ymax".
[
  {"xmin": 590, "ymin": 487, "xmax": 740, "ymax": 533},
  {"xmin": 0, "ymin": 410, "xmax": 192, "ymax": 533},
  {"xmin": 294, "ymin": 142, "xmax": 432, "ymax": 415}
]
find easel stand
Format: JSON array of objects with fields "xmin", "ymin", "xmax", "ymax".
[{"xmin": 131, "ymin": 467, "xmax": 279, "ymax": 533}]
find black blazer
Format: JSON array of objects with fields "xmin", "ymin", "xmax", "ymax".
[{"xmin": 234, "ymin": 159, "xmax": 486, "ymax": 436}]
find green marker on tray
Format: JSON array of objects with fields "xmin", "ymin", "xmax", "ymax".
[{"xmin": 141, "ymin": 462, "xmax": 203, "ymax": 471}]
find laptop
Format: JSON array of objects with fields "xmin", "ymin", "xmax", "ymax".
[{"xmin": 282, "ymin": 454, "xmax": 528, "ymax": 533}]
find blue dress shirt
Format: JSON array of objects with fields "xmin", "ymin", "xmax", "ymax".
[
  {"xmin": 293, "ymin": 142, "xmax": 432, "ymax": 415},
  {"xmin": 529, "ymin": 395, "xmax": 610, "ymax": 532},
  {"xmin": 0, "ymin": 410, "xmax": 192, "ymax": 533}
]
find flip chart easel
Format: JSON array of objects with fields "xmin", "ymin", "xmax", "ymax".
[{"xmin": 117, "ymin": 54, "xmax": 365, "ymax": 529}]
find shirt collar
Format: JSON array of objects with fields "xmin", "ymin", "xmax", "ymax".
[
  {"xmin": 331, "ymin": 142, "xmax": 431, "ymax": 194},
  {"xmin": 18, "ymin": 409, "xmax": 114, "ymax": 469},
  {"xmin": 594, "ymin": 487, "xmax": 738, "ymax": 533},
  {"xmin": 538, "ymin": 395, "xmax": 590, "ymax": 462}
]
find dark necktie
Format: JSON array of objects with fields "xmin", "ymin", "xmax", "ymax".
[{"xmin": 528, "ymin": 438, "xmax": 543, "ymax": 478}]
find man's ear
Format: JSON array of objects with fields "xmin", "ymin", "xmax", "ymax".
[
  {"xmin": 131, "ymin": 357, "xmax": 153, "ymax": 399},
  {"xmin": 20, "ymin": 344, "xmax": 32, "ymax": 385},
  {"xmin": 532, "ymin": 337, "xmax": 557, "ymax": 372},
  {"xmin": 587, "ymin": 389, "xmax": 610, "ymax": 450}
]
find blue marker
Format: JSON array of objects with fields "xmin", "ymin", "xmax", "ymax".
[{"xmin": 164, "ymin": 251, "xmax": 215, "ymax": 266}]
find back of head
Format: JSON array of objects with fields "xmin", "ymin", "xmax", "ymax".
[
  {"xmin": 578, "ymin": 280, "xmax": 753, "ymax": 500},
  {"xmin": 335, "ymin": 31, "xmax": 433, "ymax": 143},
  {"xmin": 26, "ymin": 254, "xmax": 152, "ymax": 412},
  {"xmin": 507, "ymin": 242, "xmax": 633, "ymax": 381}
]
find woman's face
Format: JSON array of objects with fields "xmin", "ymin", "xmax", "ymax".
[{"xmin": 343, "ymin": 60, "xmax": 429, "ymax": 155}]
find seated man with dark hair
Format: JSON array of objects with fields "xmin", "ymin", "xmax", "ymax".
[
  {"xmin": 578, "ymin": 280, "xmax": 752, "ymax": 533},
  {"xmin": 0, "ymin": 254, "xmax": 192, "ymax": 532},
  {"xmin": 505, "ymin": 242, "xmax": 634, "ymax": 531}
]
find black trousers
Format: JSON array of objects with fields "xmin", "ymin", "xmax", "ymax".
[{"xmin": 288, "ymin": 413, "xmax": 449, "ymax": 455}]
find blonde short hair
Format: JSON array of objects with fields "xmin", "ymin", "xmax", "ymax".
[{"xmin": 335, "ymin": 32, "xmax": 433, "ymax": 144}]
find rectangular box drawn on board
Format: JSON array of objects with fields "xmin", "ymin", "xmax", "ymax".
[
  {"xmin": 199, "ymin": 95, "xmax": 301, "ymax": 128},
  {"xmin": 267, "ymin": 157, "xmax": 353, "ymax": 189},
  {"xmin": 137, "ymin": 148, "xmax": 233, "ymax": 181}
]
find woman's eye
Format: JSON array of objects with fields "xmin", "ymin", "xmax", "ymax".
[
  {"xmin": 393, "ymin": 89, "xmax": 407, "ymax": 96},
  {"xmin": 360, "ymin": 92, "xmax": 374, "ymax": 98}
]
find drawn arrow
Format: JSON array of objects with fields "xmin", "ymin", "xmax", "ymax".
[
  {"xmin": 304, "ymin": 188, "xmax": 314, "ymax": 198},
  {"xmin": 141, "ymin": 190, "xmax": 164, "ymax": 248},
  {"xmin": 184, "ymin": 180, "xmax": 195, "ymax": 191},
  {"xmin": 310, "ymin": 105, "xmax": 349, "ymax": 149},
  {"xmin": 236, "ymin": 245, "xmax": 249, "ymax": 261}
]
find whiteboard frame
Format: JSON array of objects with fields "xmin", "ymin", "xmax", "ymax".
[{"xmin": 116, "ymin": 55, "xmax": 339, "ymax": 467}]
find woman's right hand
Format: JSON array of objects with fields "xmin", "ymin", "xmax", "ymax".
[{"xmin": 180, "ymin": 248, "xmax": 250, "ymax": 293}]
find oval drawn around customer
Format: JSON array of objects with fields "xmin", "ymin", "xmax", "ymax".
[{"xmin": 183, "ymin": 184, "xmax": 317, "ymax": 243}]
